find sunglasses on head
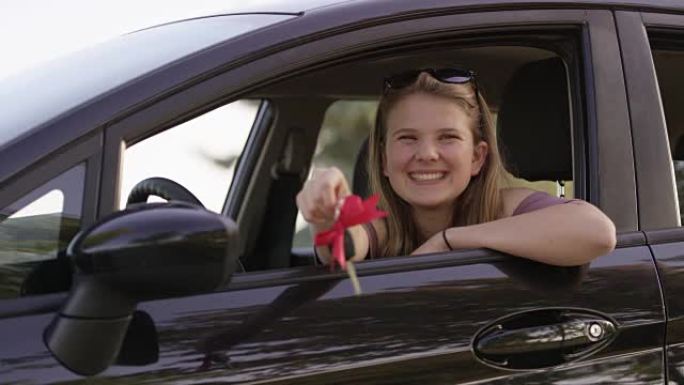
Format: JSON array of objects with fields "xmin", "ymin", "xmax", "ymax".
[
  {"xmin": 383, "ymin": 68, "xmax": 477, "ymax": 91},
  {"xmin": 382, "ymin": 67, "xmax": 484, "ymax": 136}
]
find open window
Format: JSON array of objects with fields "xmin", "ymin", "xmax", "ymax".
[{"xmin": 238, "ymin": 32, "xmax": 585, "ymax": 271}]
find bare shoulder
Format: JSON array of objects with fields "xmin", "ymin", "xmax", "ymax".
[{"xmin": 500, "ymin": 187, "xmax": 538, "ymax": 217}]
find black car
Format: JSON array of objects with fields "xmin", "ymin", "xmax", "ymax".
[{"xmin": 2, "ymin": 0, "xmax": 684, "ymax": 383}]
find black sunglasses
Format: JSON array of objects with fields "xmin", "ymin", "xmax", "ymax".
[{"xmin": 383, "ymin": 68, "xmax": 477, "ymax": 91}]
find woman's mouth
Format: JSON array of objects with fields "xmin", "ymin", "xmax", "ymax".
[{"xmin": 408, "ymin": 171, "xmax": 447, "ymax": 182}]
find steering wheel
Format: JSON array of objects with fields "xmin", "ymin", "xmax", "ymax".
[{"xmin": 126, "ymin": 177, "xmax": 204, "ymax": 208}]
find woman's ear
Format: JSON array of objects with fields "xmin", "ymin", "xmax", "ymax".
[{"xmin": 471, "ymin": 141, "xmax": 489, "ymax": 176}]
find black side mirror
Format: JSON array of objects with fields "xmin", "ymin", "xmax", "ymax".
[{"xmin": 44, "ymin": 202, "xmax": 239, "ymax": 376}]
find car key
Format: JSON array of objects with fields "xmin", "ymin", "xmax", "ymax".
[{"xmin": 343, "ymin": 229, "xmax": 362, "ymax": 295}]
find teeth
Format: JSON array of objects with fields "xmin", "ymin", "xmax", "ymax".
[{"xmin": 410, "ymin": 172, "xmax": 445, "ymax": 181}]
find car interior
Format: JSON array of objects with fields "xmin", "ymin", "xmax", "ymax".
[
  {"xmin": 651, "ymin": 38, "xmax": 684, "ymax": 221},
  {"xmin": 232, "ymin": 39, "xmax": 579, "ymax": 272}
]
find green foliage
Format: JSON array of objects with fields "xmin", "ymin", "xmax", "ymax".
[
  {"xmin": 0, "ymin": 214, "xmax": 80, "ymax": 298},
  {"xmin": 313, "ymin": 100, "xmax": 378, "ymax": 182}
]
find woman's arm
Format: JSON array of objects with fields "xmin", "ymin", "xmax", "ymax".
[{"xmin": 412, "ymin": 188, "xmax": 617, "ymax": 266}]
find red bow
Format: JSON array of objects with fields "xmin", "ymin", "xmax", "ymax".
[{"xmin": 314, "ymin": 194, "xmax": 387, "ymax": 270}]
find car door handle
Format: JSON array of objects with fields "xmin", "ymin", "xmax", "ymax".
[
  {"xmin": 472, "ymin": 309, "xmax": 618, "ymax": 370},
  {"xmin": 476, "ymin": 319, "xmax": 615, "ymax": 355}
]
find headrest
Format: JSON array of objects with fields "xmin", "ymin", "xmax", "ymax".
[
  {"xmin": 674, "ymin": 135, "xmax": 684, "ymax": 160},
  {"xmin": 497, "ymin": 57, "xmax": 572, "ymax": 181},
  {"xmin": 353, "ymin": 137, "xmax": 371, "ymax": 198}
]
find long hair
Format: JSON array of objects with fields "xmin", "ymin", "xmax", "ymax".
[{"xmin": 368, "ymin": 72, "xmax": 506, "ymax": 257}]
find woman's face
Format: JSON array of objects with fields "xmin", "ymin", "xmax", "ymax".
[{"xmin": 383, "ymin": 92, "xmax": 488, "ymax": 211}]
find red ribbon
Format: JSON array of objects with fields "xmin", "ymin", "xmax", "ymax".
[{"xmin": 314, "ymin": 194, "xmax": 387, "ymax": 270}]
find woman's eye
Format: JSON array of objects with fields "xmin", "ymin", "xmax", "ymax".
[
  {"xmin": 440, "ymin": 134, "xmax": 460, "ymax": 141},
  {"xmin": 397, "ymin": 135, "xmax": 417, "ymax": 142}
]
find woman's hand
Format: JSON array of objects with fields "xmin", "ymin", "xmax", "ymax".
[
  {"xmin": 298, "ymin": 167, "xmax": 373, "ymax": 265},
  {"xmin": 296, "ymin": 167, "xmax": 351, "ymax": 230}
]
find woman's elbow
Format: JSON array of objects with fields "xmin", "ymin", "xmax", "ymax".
[
  {"xmin": 593, "ymin": 220, "xmax": 617, "ymax": 256},
  {"xmin": 558, "ymin": 226, "xmax": 615, "ymax": 267},
  {"xmin": 587, "ymin": 207, "xmax": 617, "ymax": 258},
  {"xmin": 565, "ymin": 202, "xmax": 617, "ymax": 264}
]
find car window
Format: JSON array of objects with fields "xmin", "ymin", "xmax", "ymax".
[
  {"xmin": 0, "ymin": 164, "xmax": 84, "ymax": 298},
  {"xmin": 292, "ymin": 53, "xmax": 575, "ymax": 249},
  {"xmin": 651, "ymin": 45, "xmax": 684, "ymax": 223},
  {"xmin": 119, "ymin": 100, "xmax": 261, "ymax": 213}
]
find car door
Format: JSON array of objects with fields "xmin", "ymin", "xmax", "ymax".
[
  {"xmin": 1, "ymin": 4, "xmax": 665, "ymax": 385},
  {"xmin": 617, "ymin": 9, "xmax": 684, "ymax": 384}
]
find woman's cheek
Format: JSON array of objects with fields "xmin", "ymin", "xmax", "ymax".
[{"xmin": 397, "ymin": 144, "xmax": 416, "ymax": 164}]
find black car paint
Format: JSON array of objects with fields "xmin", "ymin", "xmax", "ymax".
[
  {"xmin": 0, "ymin": 0, "xmax": 682, "ymax": 384},
  {"xmin": 0, "ymin": 244, "xmax": 665, "ymax": 384}
]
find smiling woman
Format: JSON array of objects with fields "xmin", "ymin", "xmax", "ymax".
[{"xmin": 296, "ymin": 69, "xmax": 617, "ymax": 267}]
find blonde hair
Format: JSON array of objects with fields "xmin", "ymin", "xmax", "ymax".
[{"xmin": 369, "ymin": 72, "xmax": 505, "ymax": 257}]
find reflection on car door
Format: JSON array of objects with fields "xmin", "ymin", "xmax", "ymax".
[{"xmin": 1, "ymin": 243, "xmax": 664, "ymax": 384}]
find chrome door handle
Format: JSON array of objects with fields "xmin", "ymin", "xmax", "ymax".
[
  {"xmin": 472, "ymin": 309, "xmax": 618, "ymax": 370},
  {"xmin": 476, "ymin": 319, "xmax": 615, "ymax": 355}
]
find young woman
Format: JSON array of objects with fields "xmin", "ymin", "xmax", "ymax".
[{"xmin": 296, "ymin": 69, "xmax": 616, "ymax": 267}]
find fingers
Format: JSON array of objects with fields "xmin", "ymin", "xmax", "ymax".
[{"xmin": 296, "ymin": 167, "xmax": 350, "ymax": 225}]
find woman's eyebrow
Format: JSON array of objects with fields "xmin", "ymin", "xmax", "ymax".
[
  {"xmin": 390, "ymin": 127, "xmax": 461, "ymax": 136},
  {"xmin": 390, "ymin": 128, "xmax": 418, "ymax": 136}
]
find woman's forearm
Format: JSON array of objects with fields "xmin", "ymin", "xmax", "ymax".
[{"xmin": 444, "ymin": 201, "xmax": 616, "ymax": 266}]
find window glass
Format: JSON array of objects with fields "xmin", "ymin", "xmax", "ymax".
[
  {"xmin": 120, "ymin": 100, "xmax": 260, "ymax": 213},
  {"xmin": 651, "ymin": 47, "xmax": 684, "ymax": 223},
  {"xmin": 0, "ymin": 164, "xmax": 84, "ymax": 298}
]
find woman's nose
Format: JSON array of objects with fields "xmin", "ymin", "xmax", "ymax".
[{"xmin": 414, "ymin": 139, "xmax": 439, "ymax": 161}]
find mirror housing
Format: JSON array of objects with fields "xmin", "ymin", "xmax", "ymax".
[{"xmin": 45, "ymin": 202, "xmax": 240, "ymax": 376}]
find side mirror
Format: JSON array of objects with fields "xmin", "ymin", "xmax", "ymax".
[{"xmin": 44, "ymin": 202, "xmax": 239, "ymax": 376}]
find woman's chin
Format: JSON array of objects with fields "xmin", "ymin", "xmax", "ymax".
[{"xmin": 406, "ymin": 197, "xmax": 456, "ymax": 211}]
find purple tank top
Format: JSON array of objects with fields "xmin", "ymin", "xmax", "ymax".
[
  {"xmin": 364, "ymin": 191, "xmax": 573, "ymax": 259},
  {"xmin": 512, "ymin": 191, "xmax": 573, "ymax": 216}
]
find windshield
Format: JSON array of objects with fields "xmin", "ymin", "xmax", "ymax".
[{"xmin": 0, "ymin": 13, "xmax": 294, "ymax": 149}]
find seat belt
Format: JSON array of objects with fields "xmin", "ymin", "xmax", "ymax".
[{"xmin": 249, "ymin": 127, "xmax": 308, "ymax": 270}]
